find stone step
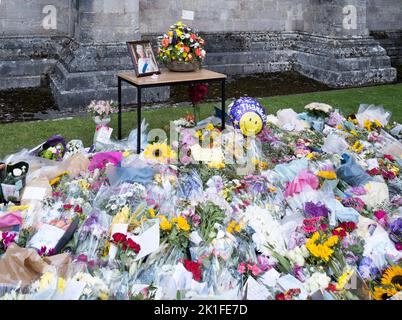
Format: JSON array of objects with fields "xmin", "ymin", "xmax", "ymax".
[
  {"xmin": 205, "ymin": 50, "xmax": 294, "ymax": 65},
  {"xmin": 296, "ymin": 62, "xmax": 397, "ymax": 88},
  {"xmin": 0, "ymin": 75, "xmax": 43, "ymax": 90},
  {"xmin": 49, "ymin": 69, "xmax": 169, "ymax": 109},
  {"xmin": 206, "ymin": 62, "xmax": 292, "ymax": 75},
  {"xmin": 0, "ymin": 59, "xmax": 56, "ymax": 77}
]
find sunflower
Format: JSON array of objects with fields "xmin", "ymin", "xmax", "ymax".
[
  {"xmin": 372, "ymin": 286, "xmax": 398, "ymax": 300},
  {"xmin": 144, "ymin": 143, "xmax": 176, "ymax": 164},
  {"xmin": 381, "ymin": 265, "xmax": 402, "ymax": 290}
]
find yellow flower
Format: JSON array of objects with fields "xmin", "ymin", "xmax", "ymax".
[
  {"xmin": 306, "ymin": 153, "xmax": 315, "ymax": 160},
  {"xmin": 234, "ymin": 223, "xmax": 242, "ymax": 233},
  {"xmin": 337, "ymin": 124, "xmax": 343, "ymax": 130},
  {"xmin": 99, "ymin": 292, "xmax": 109, "ymax": 300},
  {"xmin": 268, "ymin": 186, "xmax": 277, "ymax": 193},
  {"xmin": 112, "ymin": 206, "xmax": 130, "ymax": 225},
  {"xmin": 206, "ymin": 123, "xmax": 214, "ymax": 131},
  {"xmin": 389, "ymin": 166, "xmax": 400, "ymax": 176},
  {"xmin": 49, "ymin": 171, "xmax": 70, "ymax": 186},
  {"xmin": 176, "ymin": 216, "xmax": 190, "ymax": 232},
  {"xmin": 78, "ymin": 179, "xmax": 90, "ymax": 190},
  {"xmin": 208, "ymin": 161, "xmax": 225, "ymax": 169},
  {"xmin": 58, "ymin": 277, "xmax": 66, "ymax": 293},
  {"xmin": 306, "ymin": 232, "xmax": 337, "ymax": 262},
  {"xmin": 336, "ymin": 269, "xmax": 354, "ymax": 291},
  {"xmin": 372, "ymin": 286, "xmax": 398, "ymax": 300},
  {"xmin": 9, "ymin": 205, "xmax": 30, "ymax": 211},
  {"xmin": 350, "ymin": 130, "xmax": 358, "ymax": 137},
  {"xmin": 363, "ymin": 119, "xmax": 372, "ymax": 132},
  {"xmin": 144, "ymin": 143, "xmax": 176, "ymax": 164},
  {"xmin": 324, "ymin": 235, "xmax": 339, "ymax": 247},
  {"xmin": 251, "ymin": 158, "xmax": 259, "ymax": 166},
  {"xmin": 381, "ymin": 265, "xmax": 402, "ymax": 290},
  {"xmin": 196, "ymin": 130, "xmax": 202, "ymax": 138},
  {"xmin": 226, "ymin": 220, "xmax": 236, "ymax": 234},
  {"xmin": 317, "ymin": 170, "xmax": 337, "ymax": 180},
  {"xmin": 259, "ymin": 161, "xmax": 268, "ymax": 170},
  {"xmin": 123, "ymin": 151, "xmax": 131, "ymax": 158},
  {"xmin": 374, "ymin": 120, "xmax": 382, "ymax": 128},
  {"xmin": 148, "ymin": 208, "xmax": 156, "ymax": 218},
  {"xmin": 160, "ymin": 219, "xmax": 173, "ymax": 231}
]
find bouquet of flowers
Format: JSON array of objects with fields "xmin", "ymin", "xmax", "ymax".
[
  {"xmin": 157, "ymin": 21, "xmax": 206, "ymax": 69},
  {"xmin": 87, "ymin": 100, "xmax": 117, "ymax": 121}
]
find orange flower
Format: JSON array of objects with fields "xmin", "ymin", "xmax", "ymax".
[
  {"xmin": 161, "ymin": 38, "xmax": 169, "ymax": 48},
  {"xmin": 195, "ymin": 48, "xmax": 201, "ymax": 57},
  {"xmin": 184, "ymin": 46, "xmax": 190, "ymax": 53}
]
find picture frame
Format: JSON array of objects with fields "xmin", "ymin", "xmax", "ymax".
[{"xmin": 127, "ymin": 40, "xmax": 161, "ymax": 77}]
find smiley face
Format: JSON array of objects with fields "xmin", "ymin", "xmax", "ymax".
[{"xmin": 239, "ymin": 112, "xmax": 263, "ymax": 136}]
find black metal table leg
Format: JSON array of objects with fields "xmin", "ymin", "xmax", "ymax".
[
  {"xmin": 118, "ymin": 77, "xmax": 122, "ymax": 140},
  {"xmin": 221, "ymin": 79, "xmax": 226, "ymax": 130},
  {"xmin": 137, "ymin": 87, "xmax": 142, "ymax": 154}
]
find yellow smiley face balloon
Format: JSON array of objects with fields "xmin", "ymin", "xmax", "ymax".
[{"xmin": 239, "ymin": 112, "xmax": 263, "ymax": 136}]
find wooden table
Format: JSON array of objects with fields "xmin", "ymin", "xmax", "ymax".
[{"xmin": 117, "ymin": 69, "xmax": 227, "ymax": 154}]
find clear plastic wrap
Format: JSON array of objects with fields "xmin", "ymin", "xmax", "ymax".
[{"xmin": 336, "ymin": 153, "xmax": 373, "ymax": 187}]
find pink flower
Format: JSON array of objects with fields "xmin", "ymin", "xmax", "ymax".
[
  {"xmin": 303, "ymin": 225, "xmax": 317, "ymax": 233},
  {"xmin": 319, "ymin": 224, "xmax": 328, "ymax": 231},
  {"xmin": 384, "ymin": 154, "xmax": 395, "ymax": 162},
  {"xmin": 1, "ymin": 232, "xmax": 16, "ymax": 249},
  {"xmin": 374, "ymin": 210, "xmax": 388, "ymax": 220},
  {"xmin": 237, "ymin": 262, "xmax": 246, "ymax": 274},
  {"xmin": 248, "ymin": 264, "xmax": 261, "ymax": 277},
  {"xmin": 396, "ymin": 243, "xmax": 402, "ymax": 251}
]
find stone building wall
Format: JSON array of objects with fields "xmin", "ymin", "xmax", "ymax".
[
  {"xmin": 139, "ymin": 0, "xmax": 305, "ymax": 33},
  {"xmin": 366, "ymin": 0, "xmax": 402, "ymax": 64},
  {"xmin": 0, "ymin": 0, "xmax": 401, "ymax": 109}
]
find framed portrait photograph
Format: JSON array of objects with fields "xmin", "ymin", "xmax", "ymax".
[{"xmin": 127, "ymin": 40, "xmax": 161, "ymax": 77}]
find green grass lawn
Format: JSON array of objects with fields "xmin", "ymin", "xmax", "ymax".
[{"xmin": 1, "ymin": 83, "xmax": 401, "ymax": 159}]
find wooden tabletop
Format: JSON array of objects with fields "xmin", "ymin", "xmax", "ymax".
[{"xmin": 117, "ymin": 69, "xmax": 227, "ymax": 87}]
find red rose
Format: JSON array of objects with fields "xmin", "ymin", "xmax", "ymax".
[
  {"xmin": 326, "ymin": 283, "xmax": 338, "ymax": 292},
  {"xmin": 74, "ymin": 205, "xmax": 83, "ymax": 214},
  {"xmin": 63, "ymin": 204, "xmax": 73, "ymax": 210},
  {"xmin": 112, "ymin": 233, "xmax": 127, "ymax": 244},
  {"xmin": 275, "ymin": 293, "xmax": 286, "ymax": 300},
  {"xmin": 126, "ymin": 238, "xmax": 141, "ymax": 254},
  {"xmin": 384, "ymin": 154, "xmax": 395, "ymax": 162},
  {"xmin": 182, "ymin": 259, "xmax": 202, "ymax": 282},
  {"xmin": 339, "ymin": 221, "xmax": 357, "ymax": 232},
  {"xmin": 367, "ymin": 168, "xmax": 380, "ymax": 176},
  {"xmin": 332, "ymin": 228, "xmax": 346, "ymax": 239}
]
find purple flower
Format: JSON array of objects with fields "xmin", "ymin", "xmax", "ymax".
[
  {"xmin": 191, "ymin": 214, "xmax": 201, "ymax": 227},
  {"xmin": 2, "ymin": 232, "xmax": 16, "ymax": 249},
  {"xmin": 327, "ymin": 111, "xmax": 343, "ymax": 127},
  {"xmin": 257, "ymin": 255, "xmax": 271, "ymax": 272},
  {"xmin": 390, "ymin": 218, "xmax": 402, "ymax": 235},
  {"xmin": 304, "ymin": 202, "xmax": 330, "ymax": 218},
  {"xmin": 293, "ymin": 265, "xmax": 306, "ymax": 282},
  {"xmin": 358, "ymin": 256, "xmax": 380, "ymax": 280},
  {"xmin": 37, "ymin": 246, "xmax": 47, "ymax": 256},
  {"xmin": 349, "ymin": 186, "xmax": 367, "ymax": 196}
]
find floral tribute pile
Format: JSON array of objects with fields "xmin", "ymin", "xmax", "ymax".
[{"xmin": 0, "ymin": 101, "xmax": 401, "ymax": 300}]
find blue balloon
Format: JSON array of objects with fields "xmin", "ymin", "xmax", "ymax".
[{"xmin": 228, "ymin": 97, "xmax": 267, "ymax": 136}]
